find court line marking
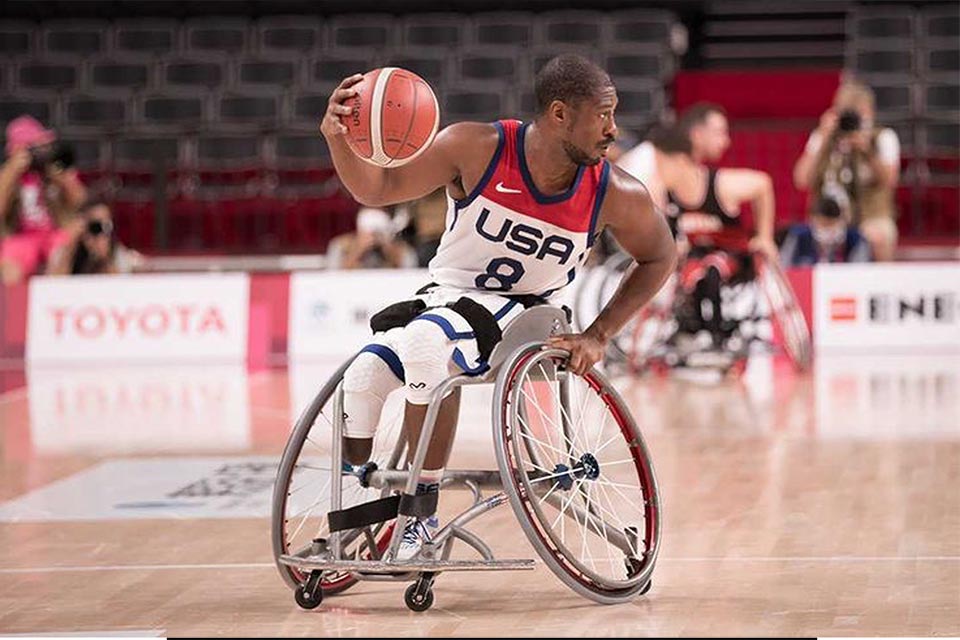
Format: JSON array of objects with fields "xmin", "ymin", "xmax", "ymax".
[{"xmin": 1, "ymin": 556, "xmax": 958, "ymax": 574}]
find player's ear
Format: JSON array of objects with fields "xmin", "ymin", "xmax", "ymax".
[{"xmin": 547, "ymin": 99, "xmax": 568, "ymax": 126}]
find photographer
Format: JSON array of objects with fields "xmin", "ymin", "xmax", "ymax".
[
  {"xmin": 327, "ymin": 206, "xmax": 417, "ymax": 270},
  {"xmin": 47, "ymin": 200, "xmax": 144, "ymax": 275},
  {"xmin": 0, "ymin": 115, "xmax": 87, "ymax": 284},
  {"xmin": 780, "ymin": 187, "xmax": 872, "ymax": 266},
  {"xmin": 792, "ymin": 81, "xmax": 900, "ymax": 261}
]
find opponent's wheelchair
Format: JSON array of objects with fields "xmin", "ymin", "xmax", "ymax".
[
  {"xmin": 271, "ymin": 306, "xmax": 661, "ymax": 612},
  {"xmin": 578, "ymin": 247, "xmax": 811, "ymax": 376}
]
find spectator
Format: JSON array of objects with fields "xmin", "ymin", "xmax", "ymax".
[
  {"xmin": 47, "ymin": 200, "xmax": 144, "ymax": 275},
  {"xmin": 0, "ymin": 116, "xmax": 87, "ymax": 284},
  {"xmin": 327, "ymin": 206, "xmax": 417, "ymax": 270},
  {"xmin": 792, "ymin": 80, "xmax": 900, "ymax": 261},
  {"xmin": 780, "ymin": 190, "xmax": 871, "ymax": 266}
]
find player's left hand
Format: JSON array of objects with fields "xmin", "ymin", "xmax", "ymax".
[
  {"xmin": 548, "ymin": 331, "xmax": 606, "ymax": 377},
  {"xmin": 749, "ymin": 235, "xmax": 779, "ymax": 261}
]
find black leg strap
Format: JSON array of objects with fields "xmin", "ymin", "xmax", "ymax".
[
  {"xmin": 327, "ymin": 495, "xmax": 400, "ymax": 533},
  {"xmin": 448, "ymin": 296, "xmax": 502, "ymax": 362},
  {"xmin": 399, "ymin": 491, "xmax": 439, "ymax": 518}
]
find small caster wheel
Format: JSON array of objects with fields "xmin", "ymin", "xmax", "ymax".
[
  {"xmin": 639, "ymin": 580, "xmax": 652, "ymax": 595},
  {"xmin": 294, "ymin": 572, "xmax": 324, "ymax": 610},
  {"xmin": 404, "ymin": 582, "xmax": 434, "ymax": 612}
]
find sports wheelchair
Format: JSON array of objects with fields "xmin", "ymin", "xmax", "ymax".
[
  {"xmin": 271, "ymin": 306, "xmax": 661, "ymax": 612},
  {"xmin": 578, "ymin": 248, "xmax": 811, "ymax": 376}
]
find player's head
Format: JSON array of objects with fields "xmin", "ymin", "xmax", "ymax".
[
  {"xmin": 534, "ymin": 55, "xmax": 618, "ymax": 166},
  {"xmin": 647, "ymin": 123, "xmax": 692, "ymax": 156},
  {"xmin": 678, "ymin": 102, "xmax": 729, "ymax": 163}
]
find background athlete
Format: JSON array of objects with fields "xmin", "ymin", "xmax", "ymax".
[{"xmin": 320, "ymin": 55, "xmax": 676, "ymax": 559}]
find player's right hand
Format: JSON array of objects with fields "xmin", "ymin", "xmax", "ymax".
[{"xmin": 319, "ymin": 74, "xmax": 364, "ymax": 139}]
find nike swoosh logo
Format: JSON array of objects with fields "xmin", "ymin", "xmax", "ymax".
[{"xmin": 495, "ymin": 182, "xmax": 522, "ymax": 194}]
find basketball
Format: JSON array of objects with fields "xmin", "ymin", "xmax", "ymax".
[{"xmin": 341, "ymin": 67, "xmax": 440, "ymax": 168}]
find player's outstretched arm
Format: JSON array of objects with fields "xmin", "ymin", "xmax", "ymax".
[
  {"xmin": 717, "ymin": 168, "xmax": 778, "ymax": 257},
  {"xmin": 320, "ymin": 75, "xmax": 496, "ymax": 207},
  {"xmin": 550, "ymin": 166, "xmax": 676, "ymax": 375}
]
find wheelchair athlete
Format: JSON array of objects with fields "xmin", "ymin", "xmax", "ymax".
[
  {"xmin": 319, "ymin": 56, "xmax": 675, "ymax": 561},
  {"xmin": 619, "ymin": 108, "xmax": 778, "ymax": 359}
]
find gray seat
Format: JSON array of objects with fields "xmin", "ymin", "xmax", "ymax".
[
  {"xmin": 42, "ymin": 20, "xmax": 107, "ymax": 56},
  {"xmin": 141, "ymin": 93, "xmax": 207, "ymax": 128},
  {"xmin": 64, "ymin": 95, "xmax": 127, "ymax": 128},
  {"xmin": 443, "ymin": 82, "xmax": 508, "ymax": 124},
  {"xmin": 383, "ymin": 48, "xmax": 450, "ymax": 87},
  {"xmin": 603, "ymin": 45, "xmax": 672, "ymax": 82},
  {"xmin": 611, "ymin": 80, "xmax": 663, "ymax": 130},
  {"xmin": 852, "ymin": 10, "xmax": 914, "ymax": 41},
  {"xmin": 517, "ymin": 90, "xmax": 537, "ymax": 120},
  {"xmin": 926, "ymin": 47, "xmax": 959, "ymax": 75},
  {"xmin": 275, "ymin": 133, "xmax": 332, "ymax": 166},
  {"xmin": 329, "ymin": 14, "xmax": 395, "ymax": 50},
  {"xmin": 113, "ymin": 136, "xmax": 181, "ymax": 168},
  {"xmin": 113, "ymin": 19, "xmax": 179, "ymax": 57},
  {"xmin": 289, "ymin": 92, "xmax": 328, "ymax": 127},
  {"xmin": 484, "ymin": 306, "xmax": 570, "ymax": 377},
  {"xmin": 921, "ymin": 6, "xmax": 959, "ymax": 40},
  {"xmin": 197, "ymin": 134, "xmax": 261, "ymax": 166},
  {"xmin": 0, "ymin": 21, "xmax": 33, "ymax": 56},
  {"xmin": 310, "ymin": 54, "xmax": 375, "ymax": 87},
  {"xmin": 17, "ymin": 60, "xmax": 78, "ymax": 91},
  {"xmin": 865, "ymin": 79, "xmax": 913, "ymax": 119},
  {"xmin": 185, "ymin": 17, "xmax": 250, "ymax": 54},
  {"xmin": 56, "ymin": 132, "xmax": 105, "ymax": 169},
  {"xmin": 925, "ymin": 121, "xmax": 959, "ymax": 155},
  {"xmin": 855, "ymin": 48, "xmax": 914, "ymax": 75},
  {"xmin": 925, "ymin": 83, "xmax": 959, "ymax": 117},
  {"xmin": 89, "ymin": 59, "xmax": 153, "ymax": 91},
  {"xmin": 0, "ymin": 96, "xmax": 53, "ymax": 126},
  {"xmin": 401, "ymin": 13, "xmax": 465, "ymax": 49},
  {"xmin": 535, "ymin": 11, "xmax": 605, "ymax": 47},
  {"xmin": 163, "ymin": 57, "xmax": 227, "ymax": 90},
  {"xmin": 237, "ymin": 57, "xmax": 300, "ymax": 90},
  {"xmin": 468, "ymin": 12, "xmax": 534, "ymax": 48},
  {"xmin": 256, "ymin": 16, "xmax": 324, "ymax": 54},
  {"xmin": 457, "ymin": 47, "xmax": 523, "ymax": 83},
  {"xmin": 217, "ymin": 91, "xmax": 279, "ymax": 126},
  {"xmin": 607, "ymin": 9, "xmax": 674, "ymax": 46}
]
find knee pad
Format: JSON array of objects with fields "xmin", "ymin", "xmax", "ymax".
[
  {"xmin": 342, "ymin": 349, "xmax": 403, "ymax": 438},
  {"xmin": 397, "ymin": 319, "xmax": 455, "ymax": 405}
]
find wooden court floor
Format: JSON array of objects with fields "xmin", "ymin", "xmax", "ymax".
[{"xmin": 0, "ymin": 354, "xmax": 957, "ymax": 637}]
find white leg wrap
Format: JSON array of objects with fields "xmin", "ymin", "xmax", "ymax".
[
  {"xmin": 397, "ymin": 319, "xmax": 457, "ymax": 405},
  {"xmin": 341, "ymin": 348, "xmax": 403, "ymax": 438}
]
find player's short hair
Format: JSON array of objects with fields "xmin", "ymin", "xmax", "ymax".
[
  {"xmin": 534, "ymin": 54, "xmax": 614, "ymax": 115},
  {"xmin": 647, "ymin": 124, "xmax": 692, "ymax": 155},
  {"xmin": 677, "ymin": 102, "xmax": 726, "ymax": 137}
]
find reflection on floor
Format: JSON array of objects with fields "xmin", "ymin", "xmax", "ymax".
[{"xmin": 0, "ymin": 354, "xmax": 957, "ymax": 636}]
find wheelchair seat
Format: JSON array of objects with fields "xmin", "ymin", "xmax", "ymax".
[{"xmin": 483, "ymin": 305, "xmax": 571, "ymax": 379}]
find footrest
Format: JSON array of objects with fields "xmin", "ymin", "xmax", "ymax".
[{"xmin": 279, "ymin": 555, "xmax": 536, "ymax": 574}]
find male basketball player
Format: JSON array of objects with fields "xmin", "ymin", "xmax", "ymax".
[
  {"xmin": 620, "ymin": 104, "xmax": 777, "ymax": 349},
  {"xmin": 320, "ymin": 56, "xmax": 675, "ymax": 560}
]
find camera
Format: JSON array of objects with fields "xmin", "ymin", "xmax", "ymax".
[
  {"xmin": 837, "ymin": 109, "xmax": 862, "ymax": 133},
  {"xmin": 86, "ymin": 219, "xmax": 113, "ymax": 236},
  {"xmin": 27, "ymin": 141, "xmax": 75, "ymax": 174}
]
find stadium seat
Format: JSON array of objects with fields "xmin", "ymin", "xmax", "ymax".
[
  {"xmin": 42, "ymin": 20, "xmax": 107, "ymax": 56},
  {"xmin": 0, "ymin": 22, "xmax": 34, "ymax": 56},
  {"xmin": 536, "ymin": 11, "xmax": 605, "ymax": 47},
  {"xmin": 457, "ymin": 47, "xmax": 523, "ymax": 84},
  {"xmin": 0, "ymin": 97, "xmax": 53, "ymax": 126},
  {"xmin": 606, "ymin": 9, "xmax": 675, "ymax": 46},
  {"xmin": 17, "ymin": 60, "xmax": 78, "ymax": 91},
  {"xmin": 185, "ymin": 17, "xmax": 250, "ymax": 54},
  {"xmin": 89, "ymin": 59, "xmax": 153, "ymax": 92},
  {"xmin": 603, "ymin": 45, "xmax": 673, "ymax": 82},
  {"xmin": 163, "ymin": 57, "xmax": 227, "ymax": 90},
  {"xmin": 236, "ymin": 57, "xmax": 300, "ymax": 90},
  {"xmin": 256, "ymin": 16, "xmax": 324, "ymax": 54},
  {"xmin": 329, "ymin": 14, "xmax": 395, "ymax": 50},
  {"xmin": 468, "ymin": 12, "xmax": 534, "ymax": 48},
  {"xmin": 383, "ymin": 48, "xmax": 451, "ymax": 88},
  {"xmin": 113, "ymin": 19, "xmax": 179, "ymax": 57},
  {"xmin": 64, "ymin": 96, "xmax": 127, "ymax": 129},
  {"xmin": 401, "ymin": 13, "xmax": 465, "ymax": 49},
  {"xmin": 140, "ymin": 93, "xmax": 207, "ymax": 129}
]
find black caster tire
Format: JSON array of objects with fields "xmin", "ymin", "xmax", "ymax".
[
  {"xmin": 294, "ymin": 584, "xmax": 323, "ymax": 610},
  {"xmin": 639, "ymin": 580, "xmax": 653, "ymax": 596},
  {"xmin": 404, "ymin": 582, "xmax": 434, "ymax": 612}
]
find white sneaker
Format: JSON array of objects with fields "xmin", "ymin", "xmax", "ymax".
[{"xmin": 396, "ymin": 515, "xmax": 439, "ymax": 561}]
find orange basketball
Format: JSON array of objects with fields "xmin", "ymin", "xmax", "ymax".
[{"xmin": 341, "ymin": 67, "xmax": 440, "ymax": 168}]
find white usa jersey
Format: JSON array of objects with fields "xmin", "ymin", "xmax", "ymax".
[{"xmin": 428, "ymin": 119, "xmax": 611, "ymax": 300}]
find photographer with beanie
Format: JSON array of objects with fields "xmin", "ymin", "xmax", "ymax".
[{"xmin": 0, "ymin": 115, "xmax": 87, "ymax": 284}]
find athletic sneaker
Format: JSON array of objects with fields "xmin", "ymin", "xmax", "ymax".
[{"xmin": 396, "ymin": 515, "xmax": 439, "ymax": 561}]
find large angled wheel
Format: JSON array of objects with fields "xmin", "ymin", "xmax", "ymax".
[
  {"xmin": 271, "ymin": 356, "xmax": 405, "ymax": 594},
  {"xmin": 755, "ymin": 254, "xmax": 812, "ymax": 371},
  {"xmin": 492, "ymin": 344, "xmax": 661, "ymax": 604}
]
